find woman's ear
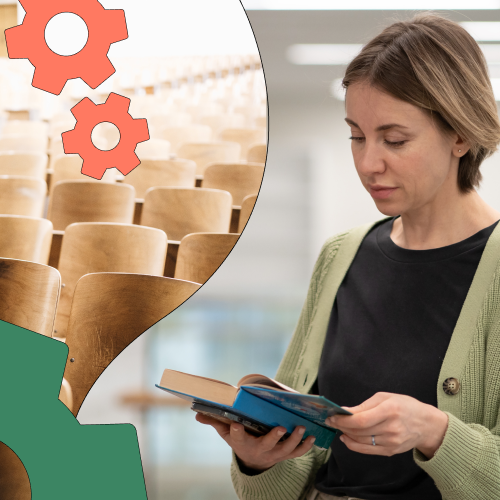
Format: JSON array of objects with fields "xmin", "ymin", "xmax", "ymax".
[{"xmin": 454, "ymin": 135, "xmax": 470, "ymax": 157}]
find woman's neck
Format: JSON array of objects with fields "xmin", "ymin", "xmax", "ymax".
[{"xmin": 390, "ymin": 190, "xmax": 500, "ymax": 250}]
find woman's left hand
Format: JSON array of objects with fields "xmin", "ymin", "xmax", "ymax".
[{"xmin": 326, "ymin": 392, "xmax": 449, "ymax": 459}]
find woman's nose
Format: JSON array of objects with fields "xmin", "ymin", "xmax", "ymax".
[{"xmin": 355, "ymin": 141, "xmax": 386, "ymax": 176}]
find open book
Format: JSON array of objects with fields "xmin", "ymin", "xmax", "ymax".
[{"xmin": 156, "ymin": 369, "xmax": 352, "ymax": 449}]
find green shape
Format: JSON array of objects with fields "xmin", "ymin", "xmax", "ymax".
[{"xmin": 0, "ymin": 320, "xmax": 148, "ymax": 500}]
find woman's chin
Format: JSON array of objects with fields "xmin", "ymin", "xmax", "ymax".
[{"xmin": 373, "ymin": 200, "xmax": 402, "ymax": 218}]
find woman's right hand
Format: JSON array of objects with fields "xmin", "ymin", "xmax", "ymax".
[{"xmin": 195, "ymin": 412, "xmax": 317, "ymax": 472}]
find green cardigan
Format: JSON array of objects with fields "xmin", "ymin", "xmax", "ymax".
[{"xmin": 231, "ymin": 218, "xmax": 500, "ymax": 500}]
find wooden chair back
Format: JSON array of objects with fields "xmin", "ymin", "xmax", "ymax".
[
  {"xmin": 203, "ymin": 163, "xmax": 264, "ymax": 206},
  {"xmin": 50, "ymin": 155, "xmax": 115, "ymax": 194},
  {"xmin": 0, "ymin": 258, "xmax": 60, "ymax": 336},
  {"xmin": 141, "ymin": 187, "xmax": 233, "ymax": 241},
  {"xmin": 218, "ymin": 128, "xmax": 266, "ymax": 159},
  {"xmin": 247, "ymin": 143, "xmax": 267, "ymax": 164},
  {"xmin": 0, "ymin": 135, "xmax": 47, "ymax": 153},
  {"xmin": 238, "ymin": 194, "xmax": 258, "ymax": 232},
  {"xmin": 0, "ymin": 215, "xmax": 53, "ymax": 264},
  {"xmin": 158, "ymin": 125, "xmax": 211, "ymax": 153},
  {"xmin": 64, "ymin": 272, "xmax": 201, "ymax": 415},
  {"xmin": 0, "ymin": 442, "xmax": 31, "ymax": 500},
  {"xmin": 135, "ymin": 138, "xmax": 171, "ymax": 159},
  {"xmin": 47, "ymin": 181, "xmax": 135, "ymax": 231},
  {"xmin": 198, "ymin": 114, "xmax": 245, "ymax": 139},
  {"xmin": 0, "ymin": 176, "xmax": 46, "ymax": 217},
  {"xmin": 176, "ymin": 142, "xmax": 241, "ymax": 176},
  {"xmin": 0, "ymin": 152, "xmax": 47, "ymax": 179},
  {"xmin": 122, "ymin": 158, "xmax": 196, "ymax": 198},
  {"xmin": 54, "ymin": 222, "xmax": 168, "ymax": 337},
  {"xmin": 2, "ymin": 120, "xmax": 48, "ymax": 138},
  {"xmin": 175, "ymin": 232, "xmax": 239, "ymax": 284}
]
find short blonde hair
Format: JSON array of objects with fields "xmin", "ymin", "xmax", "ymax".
[{"xmin": 343, "ymin": 12, "xmax": 500, "ymax": 193}]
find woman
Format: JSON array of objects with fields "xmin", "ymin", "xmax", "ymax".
[{"xmin": 196, "ymin": 12, "xmax": 500, "ymax": 500}]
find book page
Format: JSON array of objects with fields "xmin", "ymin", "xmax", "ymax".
[{"xmin": 237, "ymin": 374, "xmax": 299, "ymax": 393}]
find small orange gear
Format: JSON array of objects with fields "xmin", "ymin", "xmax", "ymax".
[
  {"xmin": 62, "ymin": 93, "xmax": 150, "ymax": 180},
  {"xmin": 5, "ymin": 0, "xmax": 128, "ymax": 95}
]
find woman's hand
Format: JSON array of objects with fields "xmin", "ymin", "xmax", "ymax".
[
  {"xmin": 195, "ymin": 412, "xmax": 317, "ymax": 472},
  {"xmin": 326, "ymin": 392, "xmax": 449, "ymax": 459}
]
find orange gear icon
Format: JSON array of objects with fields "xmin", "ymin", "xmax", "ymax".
[
  {"xmin": 62, "ymin": 93, "xmax": 150, "ymax": 180},
  {"xmin": 5, "ymin": 0, "xmax": 128, "ymax": 95}
]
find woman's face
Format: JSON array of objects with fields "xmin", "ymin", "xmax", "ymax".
[{"xmin": 345, "ymin": 82, "xmax": 464, "ymax": 217}]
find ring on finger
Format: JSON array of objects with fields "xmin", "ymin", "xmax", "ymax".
[{"xmin": 372, "ymin": 435, "xmax": 376, "ymax": 446}]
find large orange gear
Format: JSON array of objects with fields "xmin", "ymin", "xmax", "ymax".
[
  {"xmin": 5, "ymin": 0, "xmax": 128, "ymax": 95},
  {"xmin": 62, "ymin": 93, "xmax": 150, "ymax": 180}
]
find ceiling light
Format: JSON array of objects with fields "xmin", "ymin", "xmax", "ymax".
[{"xmin": 243, "ymin": 0, "xmax": 500, "ymax": 9}]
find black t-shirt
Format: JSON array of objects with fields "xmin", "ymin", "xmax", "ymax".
[{"xmin": 313, "ymin": 217, "xmax": 499, "ymax": 500}]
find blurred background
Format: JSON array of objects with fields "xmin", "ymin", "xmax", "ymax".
[{"xmin": 64, "ymin": 2, "xmax": 500, "ymax": 499}]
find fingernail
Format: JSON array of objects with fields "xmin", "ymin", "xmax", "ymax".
[
  {"xmin": 298, "ymin": 427, "xmax": 306, "ymax": 436},
  {"xmin": 232, "ymin": 425, "xmax": 239, "ymax": 431},
  {"xmin": 277, "ymin": 429, "xmax": 286, "ymax": 437},
  {"xmin": 310, "ymin": 436, "xmax": 316, "ymax": 444},
  {"xmin": 340, "ymin": 435, "xmax": 345, "ymax": 442}
]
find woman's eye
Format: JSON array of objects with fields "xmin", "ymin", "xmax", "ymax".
[
  {"xmin": 349, "ymin": 136, "xmax": 364, "ymax": 142},
  {"xmin": 385, "ymin": 140, "xmax": 406, "ymax": 147}
]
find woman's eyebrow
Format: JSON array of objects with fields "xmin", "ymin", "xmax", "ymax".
[{"xmin": 344, "ymin": 117, "xmax": 409, "ymax": 132}]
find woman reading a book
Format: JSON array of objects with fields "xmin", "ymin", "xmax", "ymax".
[{"xmin": 197, "ymin": 13, "xmax": 500, "ymax": 500}]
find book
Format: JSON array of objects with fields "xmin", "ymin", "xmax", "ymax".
[{"xmin": 155, "ymin": 369, "xmax": 352, "ymax": 450}]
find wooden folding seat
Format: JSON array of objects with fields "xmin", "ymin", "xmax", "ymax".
[
  {"xmin": 53, "ymin": 222, "xmax": 168, "ymax": 337},
  {"xmin": 0, "ymin": 258, "xmax": 60, "ymax": 337},
  {"xmin": 202, "ymin": 162, "xmax": 264, "ymax": 206},
  {"xmin": 122, "ymin": 158, "xmax": 196, "ymax": 198},
  {"xmin": 199, "ymin": 114, "xmax": 245, "ymax": 140},
  {"xmin": 157, "ymin": 125, "xmax": 211, "ymax": 153},
  {"xmin": 141, "ymin": 187, "xmax": 232, "ymax": 242},
  {"xmin": 238, "ymin": 194, "xmax": 258, "ymax": 233},
  {"xmin": 50, "ymin": 154, "xmax": 116, "ymax": 194},
  {"xmin": 0, "ymin": 176, "xmax": 46, "ymax": 217},
  {"xmin": 135, "ymin": 138, "xmax": 171, "ymax": 159},
  {"xmin": 176, "ymin": 141, "xmax": 241, "ymax": 176},
  {"xmin": 64, "ymin": 272, "xmax": 200, "ymax": 415},
  {"xmin": 174, "ymin": 232, "xmax": 239, "ymax": 284},
  {"xmin": 0, "ymin": 152, "xmax": 47, "ymax": 179},
  {"xmin": 254, "ymin": 116, "xmax": 267, "ymax": 130},
  {"xmin": 247, "ymin": 143, "xmax": 267, "ymax": 164},
  {"xmin": 59, "ymin": 378, "xmax": 73, "ymax": 412},
  {"xmin": 0, "ymin": 215, "xmax": 53, "ymax": 264},
  {"xmin": 0, "ymin": 442, "xmax": 31, "ymax": 500},
  {"xmin": 218, "ymin": 128, "xmax": 266, "ymax": 159},
  {"xmin": 2, "ymin": 120, "xmax": 48, "ymax": 138},
  {"xmin": 0, "ymin": 135, "xmax": 47, "ymax": 153},
  {"xmin": 47, "ymin": 181, "xmax": 135, "ymax": 231}
]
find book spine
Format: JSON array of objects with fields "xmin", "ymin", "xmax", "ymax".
[{"xmin": 233, "ymin": 390, "xmax": 336, "ymax": 449}]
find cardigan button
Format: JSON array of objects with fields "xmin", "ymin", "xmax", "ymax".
[{"xmin": 443, "ymin": 377, "xmax": 460, "ymax": 395}]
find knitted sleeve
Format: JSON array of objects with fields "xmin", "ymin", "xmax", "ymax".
[{"xmin": 230, "ymin": 231, "xmax": 349, "ymax": 500}]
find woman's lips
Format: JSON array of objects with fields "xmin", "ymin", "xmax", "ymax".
[{"xmin": 369, "ymin": 186, "xmax": 398, "ymax": 199}]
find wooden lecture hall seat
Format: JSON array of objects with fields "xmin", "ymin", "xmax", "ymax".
[
  {"xmin": 0, "ymin": 215, "xmax": 53, "ymax": 265},
  {"xmin": 47, "ymin": 181, "xmax": 135, "ymax": 231},
  {"xmin": 135, "ymin": 138, "xmax": 171, "ymax": 159},
  {"xmin": 202, "ymin": 162, "xmax": 264, "ymax": 206},
  {"xmin": 122, "ymin": 158, "xmax": 197, "ymax": 198},
  {"xmin": 0, "ymin": 176, "xmax": 46, "ymax": 218},
  {"xmin": 0, "ymin": 258, "xmax": 60, "ymax": 337},
  {"xmin": 157, "ymin": 125, "xmax": 211, "ymax": 153},
  {"xmin": 64, "ymin": 272, "xmax": 201, "ymax": 415},
  {"xmin": 0, "ymin": 152, "xmax": 48, "ymax": 179},
  {"xmin": 174, "ymin": 232, "xmax": 239, "ymax": 284},
  {"xmin": 238, "ymin": 194, "xmax": 258, "ymax": 233},
  {"xmin": 53, "ymin": 222, "xmax": 168, "ymax": 337},
  {"xmin": 176, "ymin": 141, "xmax": 241, "ymax": 176},
  {"xmin": 247, "ymin": 143, "xmax": 267, "ymax": 164},
  {"xmin": 218, "ymin": 128, "xmax": 266, "ymax": 159},
  {"xmin": 141, "ymin": 187, "xmax": 233, "ymax": 242}
]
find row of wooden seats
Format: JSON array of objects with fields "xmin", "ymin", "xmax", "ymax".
[{"xmin": 0, "ymin": 258, "xmax": 201, "ymax": 414}]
